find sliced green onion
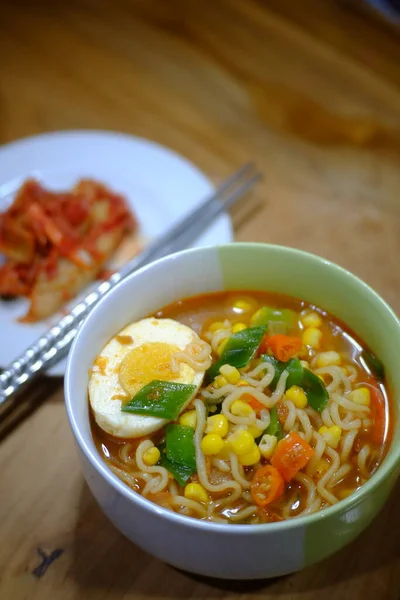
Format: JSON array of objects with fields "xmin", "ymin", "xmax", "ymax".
[
  {"xmin": 361, "ymin": 350, "xmax": 385, "ymax": 380},
  {"xmin": 157, "ymin": 443, "xmax": 195, "ymax": 486},
  {"xmin": 206, "ymin": 325, "xmax": 267, "ymax": 381},
  {"xmin": 165, "ymin": 424, "xmax": 196, "ymax": 470},
  {"xmin": 301, "ymin": 369, "xmax": 329, "ymax": 413},
  {"xmin": 264, "ymin": 406, "xmax": 284, "ymax": 441},
  {"xmin": 261, "ymin": 355, "xmax": 304, "ymax": 390},
  {"xmin": 121, "ymin": 380, "xmax": 196, "ymax": 420}
]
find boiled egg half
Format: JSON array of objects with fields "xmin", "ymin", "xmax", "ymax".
[{"xmin": 89, "ymin": 318, "xmax": 207, "ymax": 438}]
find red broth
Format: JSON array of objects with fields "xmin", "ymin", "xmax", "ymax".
[{"xmin": 91, "ymin": 291, "xmax": 391, "ymax": 523}]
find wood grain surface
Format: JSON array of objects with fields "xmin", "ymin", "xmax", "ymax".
[{"xmin": 0, "ymin": 1, "xmax": 399, "ymax": 598}]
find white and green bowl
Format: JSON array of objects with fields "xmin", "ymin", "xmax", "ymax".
[{"xmin": 65, "ymin": 243, "xmax": 400, "ymax": 579}]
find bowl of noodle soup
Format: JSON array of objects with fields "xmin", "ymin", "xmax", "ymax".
[{"xmin": 65, "ymin": 243, "xmax": 400, "ymax": 579}]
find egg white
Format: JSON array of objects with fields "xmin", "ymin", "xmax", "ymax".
[{"xmin": 89, "ymin": 318, "xmax": 206, "ymax": 438}]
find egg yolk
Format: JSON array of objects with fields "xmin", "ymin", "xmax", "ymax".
[{"xmin": 119, "ymin": 342, "xmax": 182, "ymax": 398}]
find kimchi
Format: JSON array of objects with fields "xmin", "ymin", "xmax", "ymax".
[{"xmin": 0, "ymin": 179, "xmax": 136, "ymax": 321}]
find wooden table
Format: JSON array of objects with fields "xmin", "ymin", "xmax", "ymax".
[{"xmin": 0, "ymin": 1, "xmax": 399, "ymax": 598}]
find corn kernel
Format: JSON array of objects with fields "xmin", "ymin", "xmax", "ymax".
[
  {"xmin": 231, "ymin": 399, "xmax": 255, "ymax": 418},
  {"xmin": 220, "ymin": 364, "xmax": 241, "ymax": 384},
  {"xmin": 300, "ymin": 360, "xmax": 310, "ymax": 369},
  {"xmin": 302, "ymin": 327, "xmax": 322, "ymax": 349},
  {"xmin": 315, "ymin": 351, "xmax": 341, "ymax": 368},
  {"xmin": 201, "ymin": 434, "xmax": 225, "ymax": 456},
  {"xmin": 330, "ymin": 425, "xmax": 342, "ymax": 438},
  {"xmin": 349, "ymin": 387, "xmax": 371, "ymax": 406},
  {"xmin": 258, "ymin": 434, "xmax": 278, "ymax": 459},
  {"xmin": 217, "ymin": 440, "xmax": 232, "ymax": 460},
  {"xmin": 233, "ymin": 299, "xmax": 253, "ymax": 313},
  {"xmin": 206, "ymin": 414, "xmax": 229, "ymax": 437},
  {"xmin": 239, "ymin": 444, "xmax": 261, "ymax": 466},
  {"xmin": 285, "ymin": 385, "xmax": 308, "ymax": 408},
  {"xmin": 214, "ymin": 375, "xmax": 228, "ymax": 389},
  {"xmin": 318, "ymin": 425, "xmax": 342, "ymax": 448},
  {"xmin": 179, "ymin": 410, "xmax": 197, "ymax": 428},
  {"xmin": 209, "ymin": 321, "xmax": 226, "ymax": 332},
  {"xmin": 247, "ymin": 423, "xmax": 264, "ymax": 438},
  {"xmin": 228, "ymin": 429, "xmax": 254, "ymax": 456},
  {"xmin": 232, "ymin": 322, "xmax": 247, "ymax": 333},
  {"xmin": 143, "ymin": 446, "xmax": 161, "ymax": 466},
  {"xmin": 184, "ymin": 483, "xmax": 209, "ymax": 503},
  {"xmin": 302, "ymin": 312, "xmax": 322, "ymax": 328},
  {"xmin": 217, "ymin": 339, "xmax": 229, "ymax": 356},
  {"xmin": 237, "ymin": 379, "xmax": 249, "ymax": 387}
]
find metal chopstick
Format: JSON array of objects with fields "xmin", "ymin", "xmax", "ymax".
[{"xmin": 0, "ymin": 164, "xmax": 261, "ymax": 408}]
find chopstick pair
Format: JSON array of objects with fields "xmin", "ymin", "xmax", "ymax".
[{"xmin": 0, "ymin": 163, "xmax": 261, "ymax": 408}]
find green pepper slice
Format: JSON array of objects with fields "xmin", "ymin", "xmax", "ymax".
[
  {"xmin": 251, "ymin": 306, "xmax": 297, "ymax": 330},
  {"xmin": 261, "ymin": 355, "xmax": 304, "ymax": 390},
  {"xmin": 157, "ymin": 443, "xmax": 195, "ymax": 487},
  {"xmin": 261, "ymin": 357, "xmax": 328, "ymax": 412},
  {"xmin": 264, "ymin": 406, "xmax": 284, "ymax": 441},
  {"xmin": 301, "ymin": 368, "xmax": 329, "ymax": 413},
  {"xmin": 165, "ymin": 424, "xmax": 196, "ymax": 470},
  {"xmin": 206, "ymin": 325, "xmax": 267, "ymax": 381},
  {"xmin": 121, "ymin": 380, "xmax": 196, "ymax": 420}
]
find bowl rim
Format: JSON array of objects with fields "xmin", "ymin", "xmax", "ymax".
[{"xmin": 65, "ymin": 242, "xmax": 400, "ymax": 534}]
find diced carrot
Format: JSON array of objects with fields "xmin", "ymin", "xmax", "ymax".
[
  {"xmin": 264, "ymin": 335, "xmax": 302, "ymax": 362},
  {"xmin": 242, "ymin": 393, "xmax": 265, "ymax": 416},
  {"xmin": 271, "ymin": 431, "xmax": 314, "ymax": 482},
  {"xmin": 250, "ymin": 465, "xmax": 285, "ymax": 507},
  {"xmin": 276, "ymin": 401, "xmax": 289, "ymax": 425}
]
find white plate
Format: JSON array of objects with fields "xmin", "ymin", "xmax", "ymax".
[{"xmin": 0, "ymin": 131, "xmax": 232, "ymax": 376}]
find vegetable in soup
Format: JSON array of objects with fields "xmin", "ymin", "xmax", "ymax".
[{"xmin": 89, "ymin": 291, "xmax": 391, "ymax": 524}]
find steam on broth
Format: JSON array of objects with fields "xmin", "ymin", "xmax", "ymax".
[{"xmin": 90, "ymin": 291, "xmax": 391, "ymax": 524}]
